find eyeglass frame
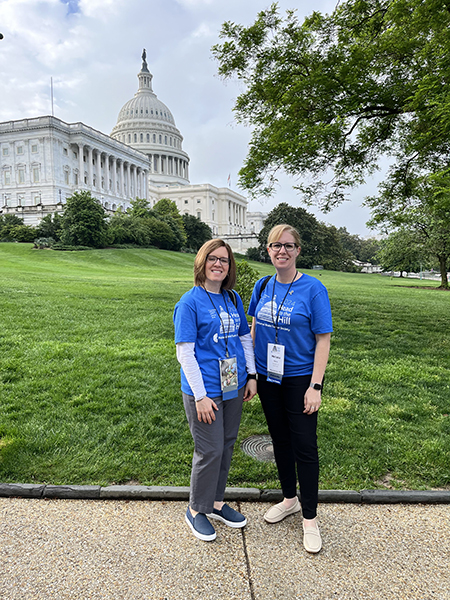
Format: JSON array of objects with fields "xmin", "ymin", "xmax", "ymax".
[
  {"xmin": 268, "ymin": 242, "xmax": 299, "ymax": 253},
  {"xmin": 206, "ymin": 254, "xmax": 230, "ymax": 265}
]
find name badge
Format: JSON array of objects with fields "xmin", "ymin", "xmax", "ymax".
[
  {"xmin": 219, "ymin": 356, "xmax": 238, "ymax": 400},
  {"xmin": 267, "ymin": 343, "xmax": 285, "ymax": 384}
]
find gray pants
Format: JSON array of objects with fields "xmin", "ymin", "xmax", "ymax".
[{"xmin": 182, "ymin": 387, "xmax": 244, "ymax": 514}]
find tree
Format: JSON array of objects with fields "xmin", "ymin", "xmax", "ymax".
[
  {"xmin": 0, "ymin": 214, "xmax": 25, "ymax": 241},
  {"xmin": 213, "ymin": 1, "xmax": 450, "ymax": 285},
  {"xmin": 213, "ymin": 0, "xmax": 450, "ymax": 207},
  {"xmin": 376, "ymin": 229, "xmax": 426, "ymax": 276},
  {"xmin": 182, "ymin": 214, "xmax": 212, "ymax": 251},
  {"xmin": 235, "ymin": 260, "xmax": 260, "ymax": 312},
  {"xmin": 152, "ymin": 198, "xmax": 187, "ymax": 249},
  {"xmin": 60, "ymin": 191, "xmax": 110, "ymax": 248},
  {"xmin": 36, "ymin": 214, "xmax": 62, "ymax": 241},
  {"xmin": 367, "ymin": 168, "xmax": 450, "ymax": 287},
  {"xmin": 9, "ymin": 224, "xmax": 37, "ymax": 243}
]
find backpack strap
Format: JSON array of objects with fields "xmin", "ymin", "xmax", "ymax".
[
  {"xmin": 227, "ymin": 289, "xmax": 237, "ymax": 308},
  {"xmin": 258, "ymin": 275, "xmax": 271, "ymax": 301}
]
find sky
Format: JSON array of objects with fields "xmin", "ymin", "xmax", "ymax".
[{"xmin": 0, "ymin": 0, "xmax": 382, "ymax": 237}]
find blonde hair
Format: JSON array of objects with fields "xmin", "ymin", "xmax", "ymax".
[
  {"xmin": 267, "ymin": 224, "xmax": 301, "ymax": 248},
  {"xmin": 194, "ymin": 239, "xmax": 236, "ymax": 290}
]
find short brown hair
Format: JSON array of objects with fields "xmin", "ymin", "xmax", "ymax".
[
  {"xmin": 194, "ymin": 239, "xmax": 236, "ymax": 290},
  {"xmin": 267, "ymin": 224, "xmax": 302, "ymax": 248}
]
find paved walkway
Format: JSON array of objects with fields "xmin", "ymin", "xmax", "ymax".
[{"xmin": 1, "ymin": 498, "xmax": 449, "ymax": 599}]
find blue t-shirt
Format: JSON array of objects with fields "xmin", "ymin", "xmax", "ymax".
[
  {"xmin": 248, "ymin": 274, "xmax": 333, "ymax": 377},
  {"xmin": 173, "ymin": 286, "xmax": 250, "ymax": 397}
]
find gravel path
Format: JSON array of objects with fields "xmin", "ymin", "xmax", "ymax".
[{"xmin": 1, "ymin": 498, "xmax": 449, "ymax": 599}]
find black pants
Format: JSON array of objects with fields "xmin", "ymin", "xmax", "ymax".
[{"xmin": 258, "ymin": 374, "xmax": 319, "ymax": 520}]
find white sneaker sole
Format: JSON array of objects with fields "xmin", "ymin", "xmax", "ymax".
[
  {"xmin": 207, "ymin": 512, "xmax": 247, "ymax": 528},
  {"xmin": 185, "ymin": 514, "xmax": 216, "ymax": 541}
]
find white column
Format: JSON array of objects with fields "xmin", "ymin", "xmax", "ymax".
[
  {"xmin": 87, "ymin": 147, "xmax": 93, "ymax": 187},
  {"xmin": 133, "ymin": 166, "xmax": 138, "ymax": 197},
  {"xmin": 112, "ymin": 157, "xmax": 117, "ymax": 195},
  {"xmin": 126, "ymin": 163, "xmax": 131, "ymax": 196},
  {"xmin": 96, "ymin": 151, "xmax": 101, "ymax": 190},
  {"xmin": 120, "ymin": 160, "xmax": 124, "ymax": 196},
  {"xmin": 78, "ymin": 143, "xmax": 84, "ymax": 187}
]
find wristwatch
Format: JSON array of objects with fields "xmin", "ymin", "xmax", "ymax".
[{"xmin": 310, "ymin": 382, "xmax": 323, "ymax": 391}]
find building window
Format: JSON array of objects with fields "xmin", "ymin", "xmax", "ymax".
[
  {"xmin": 140, "ymin": 133, "xmax": 143, "ymax": 142},
  {"xmin": 170, "ymin": 137, "xmax": 172, "ymax": 146},
  {"xmin": 197, "ymin": 212, "xmax": 201, "ymax": 220},
  {"xmin": 134, "ymin": 134, "xmax": 137, "ymax": 142},
  {"xmin": 147, "ymin": 133, "xmax": 150, "ymax": 142},
  {"xmin": 34, "ymin": 195, "xmax": 40, "ymax": 205},
  {"xmin": 159, "ymin": 135, "xmax": 162, "ymax": 143},
  {"xmin": 2, "ymin": 147, "xmax": 9, "ymax": 156},
  {"xmin": 18, "ymin": 168, "xmax": 25, "ymax": 184},
  {"xmin": 197, "ymin": 199, "xmax": 201, "ymax": 204},
  {"xmin": 64, "ymin": 170, "xmax": 69, "ymax": 185},
  {"xmin": 63, "ymin": 148, "xmax": 68, "ymax": 156},
  {"xmin": 31, "ymin": 144, "xmax": 38, "ymax": 153},
  {"xmin": 74, "ymin": 173, "xmax": 79, "ymax": 185},
  {"xmin": 73, "ymin": 151, "xmax": 77, "ymax": 159},
  {"xmin": 153, "ymin": 134, "xmax": 156, "ymax": 143},
  {"xmin": 128, "ymin": 134, "xmax": 131, "ymax": 143},
  {"xmin": 164, "ymin": 136, "xmax": 167, "ymax": 145},
  {"xmin": 17, "ymin": 146, "xmax": 24, "ymax": 155},
  {"xmin": 184, "ymin": 200, "xmax": 188, "ymax": 204},
  {"xmin": 4, "ymin": 170, "xmax": 11, "ymax": 185}
]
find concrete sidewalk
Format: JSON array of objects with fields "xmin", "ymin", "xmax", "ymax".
[{"xmin": 1, "ymin": 497, "xmax": 449, "ymax": 599}]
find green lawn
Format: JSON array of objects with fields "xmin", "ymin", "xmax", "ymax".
[{"xmin": 0, "ymin": 243, "xmax": 449, "ymax": 490}]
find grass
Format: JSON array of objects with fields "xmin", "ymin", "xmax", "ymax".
[{"xmin": 0, "ymin": 243, "xmax": 449, "ymax": 490}]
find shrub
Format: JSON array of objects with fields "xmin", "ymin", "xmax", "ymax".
[{"xmin": 235, "ymin": 259, "xmax": 260, "ymax": 312}]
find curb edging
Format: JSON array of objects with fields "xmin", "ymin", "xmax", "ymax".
[{"xmin": 1, "ymin": 483, "xmax": 450, "ymax": 503}]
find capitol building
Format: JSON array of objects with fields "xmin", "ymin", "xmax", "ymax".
[{"xmin": 0, "ymin": 51, "xmax": 266, "ymax": 251}]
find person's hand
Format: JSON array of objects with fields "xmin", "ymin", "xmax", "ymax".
[
  {"xmin": 196, "ymin": 396, "xmax": 219, "ymax": 423},
  {"xmin": 243, "ymin": 379, "xmax": 257, "ymax": 402},
  {"xmin": 303, "ymin": 387, "xmax": 322, "ymax": 415}
]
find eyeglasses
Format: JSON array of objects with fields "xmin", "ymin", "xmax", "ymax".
[
  {"xmin": 207, "ymin": 255, "xmax": 230, "ymax": 265},
  {"xmin": 269, "ymin": 242, "xmax": 298, "ymax": 252}
]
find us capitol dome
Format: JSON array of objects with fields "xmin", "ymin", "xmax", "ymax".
[{"xmin": 110, "ymin": 49, "xmax": 190, "ymax": 187}]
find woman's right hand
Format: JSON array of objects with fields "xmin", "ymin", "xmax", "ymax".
[{"xmin": 196, "ymin": 396, "xmax": 219, "ymax": 424}]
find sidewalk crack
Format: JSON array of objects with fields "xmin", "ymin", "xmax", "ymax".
[{"xmin": 238, "ymin": 501, "xmax": 256, "ymax": 600}]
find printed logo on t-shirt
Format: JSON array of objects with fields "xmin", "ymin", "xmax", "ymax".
[{"xmin": 257, "ymin": 295, "xmax": 294, "ymax": 328}]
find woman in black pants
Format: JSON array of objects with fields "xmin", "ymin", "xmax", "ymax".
[{"xmin": 248, "ymin": 224, "xmax": 332, "ymax": 553}]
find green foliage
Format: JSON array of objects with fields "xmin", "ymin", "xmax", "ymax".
[
  {"xmin": 337, "ymin": 228, "xmax": 381, "ymax": 263},
  {"xmin": 182, "ymin": 214, "xmax": 212, "ymax": 251},
  {"xmin": 60, "ymin": 191, "xmax": 110, "ymax": 248},
  {"xmin": 34, "ymin": 237, "xmax": 56, "ymax": 249},
  {"xmin": 254, "ymin": 202, "xmax": 352, "ymax": 271},
  {"xmin": 153, "ymin": 198, "xmax": 187, "ymax": 248},
  {"xmin": 128, "ymin": 197, "xmax": 152, "ymax": 218},
  {"xmin": 0, "ymin": 214, "xmax": 25, "ymax": 241},
  {"xmin": 235, "ymin": 259, "xmax": 260, "ymax": 311},
  {"xmin": 376, "ymin": 229, "xmax": 426, "ymax": 275},
  {"xmin": 35, "ymin": 213, "xmax": 62, "ymax": 241},
  {"xmin": 213, "ymin": 0, "xmax": 450, "ymax": 206},
  {"xmin": 8, "ymin": 224, "xmax": 37, "ymax": 243}
]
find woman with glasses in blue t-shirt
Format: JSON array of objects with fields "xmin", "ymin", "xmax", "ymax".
[
  {"xmin": 248, "ymin": 224, "xmax": 333, "ymax": 554},
  {"xmin": 174, "ymin": 239, "xmax": 257, "ymax": 542}
]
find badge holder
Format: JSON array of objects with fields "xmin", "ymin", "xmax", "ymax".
[
  {"xmin": 220, "ymin": 356, "xmax": 238, "ymax": 400},
  {"xmin": 267, "ymin": 343, "xmax": 285, "ymax": 385}
]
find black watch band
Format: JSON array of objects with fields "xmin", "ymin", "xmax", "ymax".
[
  {"xmin": 247, "ymin": 373, "xmax": 257, "ymax": 381},
  {"xmin": 310, "ymin": 382, "xmax": 322, "ymax": 391}
]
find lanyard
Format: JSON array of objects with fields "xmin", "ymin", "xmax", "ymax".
[
  {"xmin": 203, "ymin": 287, "xmax": 232, "ymax": 357},
  {"xmin": 271, "ymin": 272, "xmax": 297, "ymax": 343}
]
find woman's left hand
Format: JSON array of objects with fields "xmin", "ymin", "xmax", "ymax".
[
  {"xmin": 243, "ymin": 379, "xmax": 257, "ymax": 402},
  {"xmin": 303, "ymin": 387, "xmax": 322, "ymax": 414}
]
